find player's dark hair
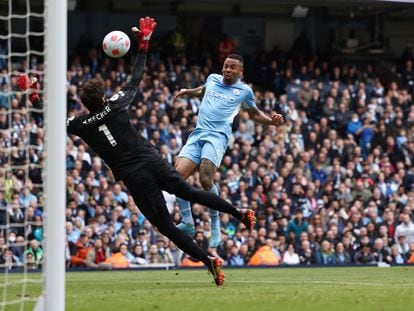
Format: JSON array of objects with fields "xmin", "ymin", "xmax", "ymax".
[
  {"xmin": 80, "ymin": 78, "xmax": 105, "ymax": 112},
  {"xmin": 227, "ymin": 54, "xmax": 244, "ymax": 65}
]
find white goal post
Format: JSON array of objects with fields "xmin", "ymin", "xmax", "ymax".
[{"xmin": 42, "ymin": 0, "xmax": 67, "ymax": 310}]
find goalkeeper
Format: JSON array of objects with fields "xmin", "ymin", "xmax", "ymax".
[{"xmin": 18, "ymin": 17, "xmax": 256, "ymax": 287}]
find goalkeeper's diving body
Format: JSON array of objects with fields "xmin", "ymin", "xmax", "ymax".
[
  {"xmin": 174, "ymin": 55, "xmax": 284, "ymax": 249},
  {"xmin": 19, "ymin": 17, "xmax": 256, "ymax": 287}
]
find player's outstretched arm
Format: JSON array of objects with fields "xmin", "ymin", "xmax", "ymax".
[
  {"xmin": 245, "ymin": 106, "xmax": 284, "ymax": 126},
  {"xmin": 124, "ymin": 16, "xmax": 157, "ymax": 88},
  {"xmin": 174, "ymin": 85, "xmax": 206, "ymax": 99},
  {"xmin": 16, "ymin": 74, "xmax": 40, "ymax": 105}
]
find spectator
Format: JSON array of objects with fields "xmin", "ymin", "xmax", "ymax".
[
  {"xmin": 113, "ymin": 183, "xmax": 128, "ymax": 206},
  {"xmin": 286, "ymin": 209, "xmax": 308, "ymax": 242},
  {"xmin": 234, "ymin": 123, "xmax": 254, "ymax": 145},
  {"xmin": 66, "ymin": 221, "xmax": 80, "ymax": 244},
  {"xmin": 351, "ymin": 180, "xmax": 372, "ymax": 203},
  {"xmin": 0, "ymin": 82, "xmax": 12, "ymax": 109},
  {"xmin": 8, "ymin": 196, "xmax": 25, "ymax": 236},
  {"xmin": 282, "ymin": 244, "xmax": 300, "ymax": 265},
  {"xmin": 316, "ymin": 240, "xmax": 335, "ymax": 265},
  {"xmin": 86, "ymin": 238, "xmax": 110, "ymax": 269},
  {"xmin": 0, "ymin": 248, "xmax": 19, "ymax": 270},
  {"xmin": 248, "ymin": 245, "xmax": 280, "ymax": 266},
  {"xmin": 10, "ymin": 234, "xmax": 25, "ymax": 263},
  {"xmin": 334, "ymin": 242, "xmax": 351, "ymax": 264},
  {"xmin": 147, "ymin": 244, "xmax": 169, "ymax": 264},
  {"xmin": 25, "ymin": 239, "xmax": 43, "ymax": 269},
  {"xmin": 390, "ymin": 244, "xmax": 406, "ymax": 264},
  {"xmin": 372, "ymin": 238, "xmax": 392, "ymax": 264},
  {"xmin": 394, "ymin": 213, "xmax": 414, "ymax": 244},
  {"xmin": 19, "ymin": 186, "xmax": 37, "ymax": 208},
  {"xmin": 354, "ymin": 244, "xmax": 375, "ymax": 264},
  {"xmin": 346, "ymin": 113, "xmax": 362, "ymax": 136},
  {"xmin": 297, "ymin": 80, "xmax": 312, "ymax": 110},
  {"xmin": 298, "ymin": 240, "xmax": 314, "ymax": 265},
  {"xmin": 104, "ymin": 243, "xmax": 130, "ymax": 268},
  {"xmin": 130, "ymin": 244, "xmax": 148, "ymax": 265},
  {"xmin": 396, "ymin": 235, "xmax": 410, "ymax": 257},
  {"xmin": 356, "ymin": 117, "xmax": 374, "ymax": 158},
  {"xmin": 156, "ymin": 237, "xmax": 174, "ymax": 264},
  {"xmin": 406, "ymin": 242, "xmax": 414, "ymax": 263},
  {"xmin": 228, "ymin": 245, "xmax": 245, "ymax": 266},
  {"xmin": 70, "ymin": 232, "xmax": 91, "ymax": 267},
  {"xmin": 168, "ymin": 241, "xmax": 183, "ymax": 267}
]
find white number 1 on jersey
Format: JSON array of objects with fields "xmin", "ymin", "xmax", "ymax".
[{"xmin": 98, "ymin": 124, "xmax": 118, "ymax": 147}]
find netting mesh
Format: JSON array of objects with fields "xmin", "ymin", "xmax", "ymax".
[{"xmin": 0, "ymin": 0, "xmax": 45, "ymax": 309}]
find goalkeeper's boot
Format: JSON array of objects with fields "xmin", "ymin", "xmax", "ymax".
[
  {"xmin": 176, "ymin": 222, "xmax": 196, "ymax": 236},
  {"xmin": 240, "ymin": 209, "xmax": 256, "ymax": 230},
  {"xmin": 208, "ymin": 256, "xmax": 225, "ymax": 287}
]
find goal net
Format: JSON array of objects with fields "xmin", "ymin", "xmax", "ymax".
[{"xmin": 0, "ymin": 0, "xmax": 66, "ymax": 310}]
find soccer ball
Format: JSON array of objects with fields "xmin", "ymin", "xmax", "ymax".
[{"xmin": 102, "ymin": 31, "xmax": 130, "ymax": 58}]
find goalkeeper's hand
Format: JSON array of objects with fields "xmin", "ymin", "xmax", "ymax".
[
  {"xmin": 17, "ymin": 74, "xmax": 40, "ymax": 103},
  {"xmin": 132, "ymin": 16, "xmax": 157, "ymax": 52}
]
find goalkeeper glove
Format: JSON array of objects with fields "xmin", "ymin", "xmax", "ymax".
[
  {"xmin": 17, "ymin": 74, "xmax": 40, "ymax": 103},
  {"xmin": 132, "ymin": 16, "xmax": 157, "ymax": 52}
]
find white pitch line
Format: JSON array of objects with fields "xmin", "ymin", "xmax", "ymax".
[
  {"xmin": 78, "ymin": 279, "xmax": 407, "ymax": 286},
  {"xmin": 67, "ymin": 276, "xmax": 414, "ymax": 287},
  {"xmin": 231, "ymin": 280, "xmax": 386, "ymax": 286}
]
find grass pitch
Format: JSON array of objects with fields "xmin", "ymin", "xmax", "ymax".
[{"xmin": 1, "ymin": 267, "xmax": 413, "ymax": 311}]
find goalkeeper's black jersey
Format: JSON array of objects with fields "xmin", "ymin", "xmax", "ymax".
[{"xmin": 67, "ymin": 87, "xmax": 163, "ymax": 180}]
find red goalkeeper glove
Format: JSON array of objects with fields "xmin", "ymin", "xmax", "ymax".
[
  {"xmin": 132, "ymin": 16, "xmax": 157, "ymax": 52},
  {"xmin": 17, "ymin": 74, "xmax": 40, "ymax": 103}
]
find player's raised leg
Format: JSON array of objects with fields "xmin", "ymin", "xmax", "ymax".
[
  {"xmin": 159, "ymin": 167, "xmax": 256, "ymax": 231},
  {"xmin": 175, "ymin": 157, "xmax": 198, "ymax": 235}
]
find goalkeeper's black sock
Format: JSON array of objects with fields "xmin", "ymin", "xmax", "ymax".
[
  {"xmin": 173, "ymin": 184, "xmax": 242, "ymax": 220},
  {"xmin": 147, "ymin": 207, "xmax": 211, "ymax": 267}
]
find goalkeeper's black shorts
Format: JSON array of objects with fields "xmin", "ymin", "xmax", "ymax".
[{"xmin": 122, "ymin": 159, "xmax": 186, "ymax": 220}]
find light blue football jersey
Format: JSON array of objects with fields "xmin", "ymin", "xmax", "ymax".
[{"xmin": 196, "ymin": 73, "xmax": 256, "ymax": 140}]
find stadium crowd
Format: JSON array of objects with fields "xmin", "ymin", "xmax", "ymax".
[{"xmin": 1, "ymin": 31, "xmax": 414, "ymax": 269}]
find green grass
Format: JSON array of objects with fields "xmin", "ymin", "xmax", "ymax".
[{"xmin": 1, "ymin": 267, "xmax": 413, "ymax": 311}]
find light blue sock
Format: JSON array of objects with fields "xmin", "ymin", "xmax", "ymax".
[
  {"xmin": 209, "ymin": 184, "xmax": 220, "ymax": 227},
  {"xmin": 209, "ymin": 184, "xmax": 221, "ymax": 248},
  {"xmin": 177, "ymin": 197, "xmax": 193, "ymax": 225}
]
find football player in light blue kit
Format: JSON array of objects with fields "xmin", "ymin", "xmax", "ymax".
[{"xmin": 174, "ymin": 54, "xmax": 284, "ymax": 250}]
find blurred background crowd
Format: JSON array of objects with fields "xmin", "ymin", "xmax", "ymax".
[{"xmin": 1, "ymin": 27, "xmax": 414, "ymax": 270}]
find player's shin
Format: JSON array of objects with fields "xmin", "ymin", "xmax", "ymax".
[
  {"xmin": 176, "ymin": 197, "xmax": 193, "ymax": 224},
  {"xmin": 209, "ymin": 184, "xmax": 221, "ymax": 248},
  {"xmin": 176, "ymin": 197, "xmax": 196, "ymax": 235}
]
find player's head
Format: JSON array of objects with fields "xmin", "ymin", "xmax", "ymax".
[
  {"xmin": 222, "ymin": 54, "xmax": 244, "ymax": 84},
  {"xmin": 80, "ymin": 78, "xmax": 105, "ymax": 112}
]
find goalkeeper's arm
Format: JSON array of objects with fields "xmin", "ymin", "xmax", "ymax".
[
  {"xmin": 123, "ymin": 51, "xmax": 147, "ymax": 89},
  {"xmin": 123, "ymin": 17, "xmax": 157, "ymax": 89}
]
